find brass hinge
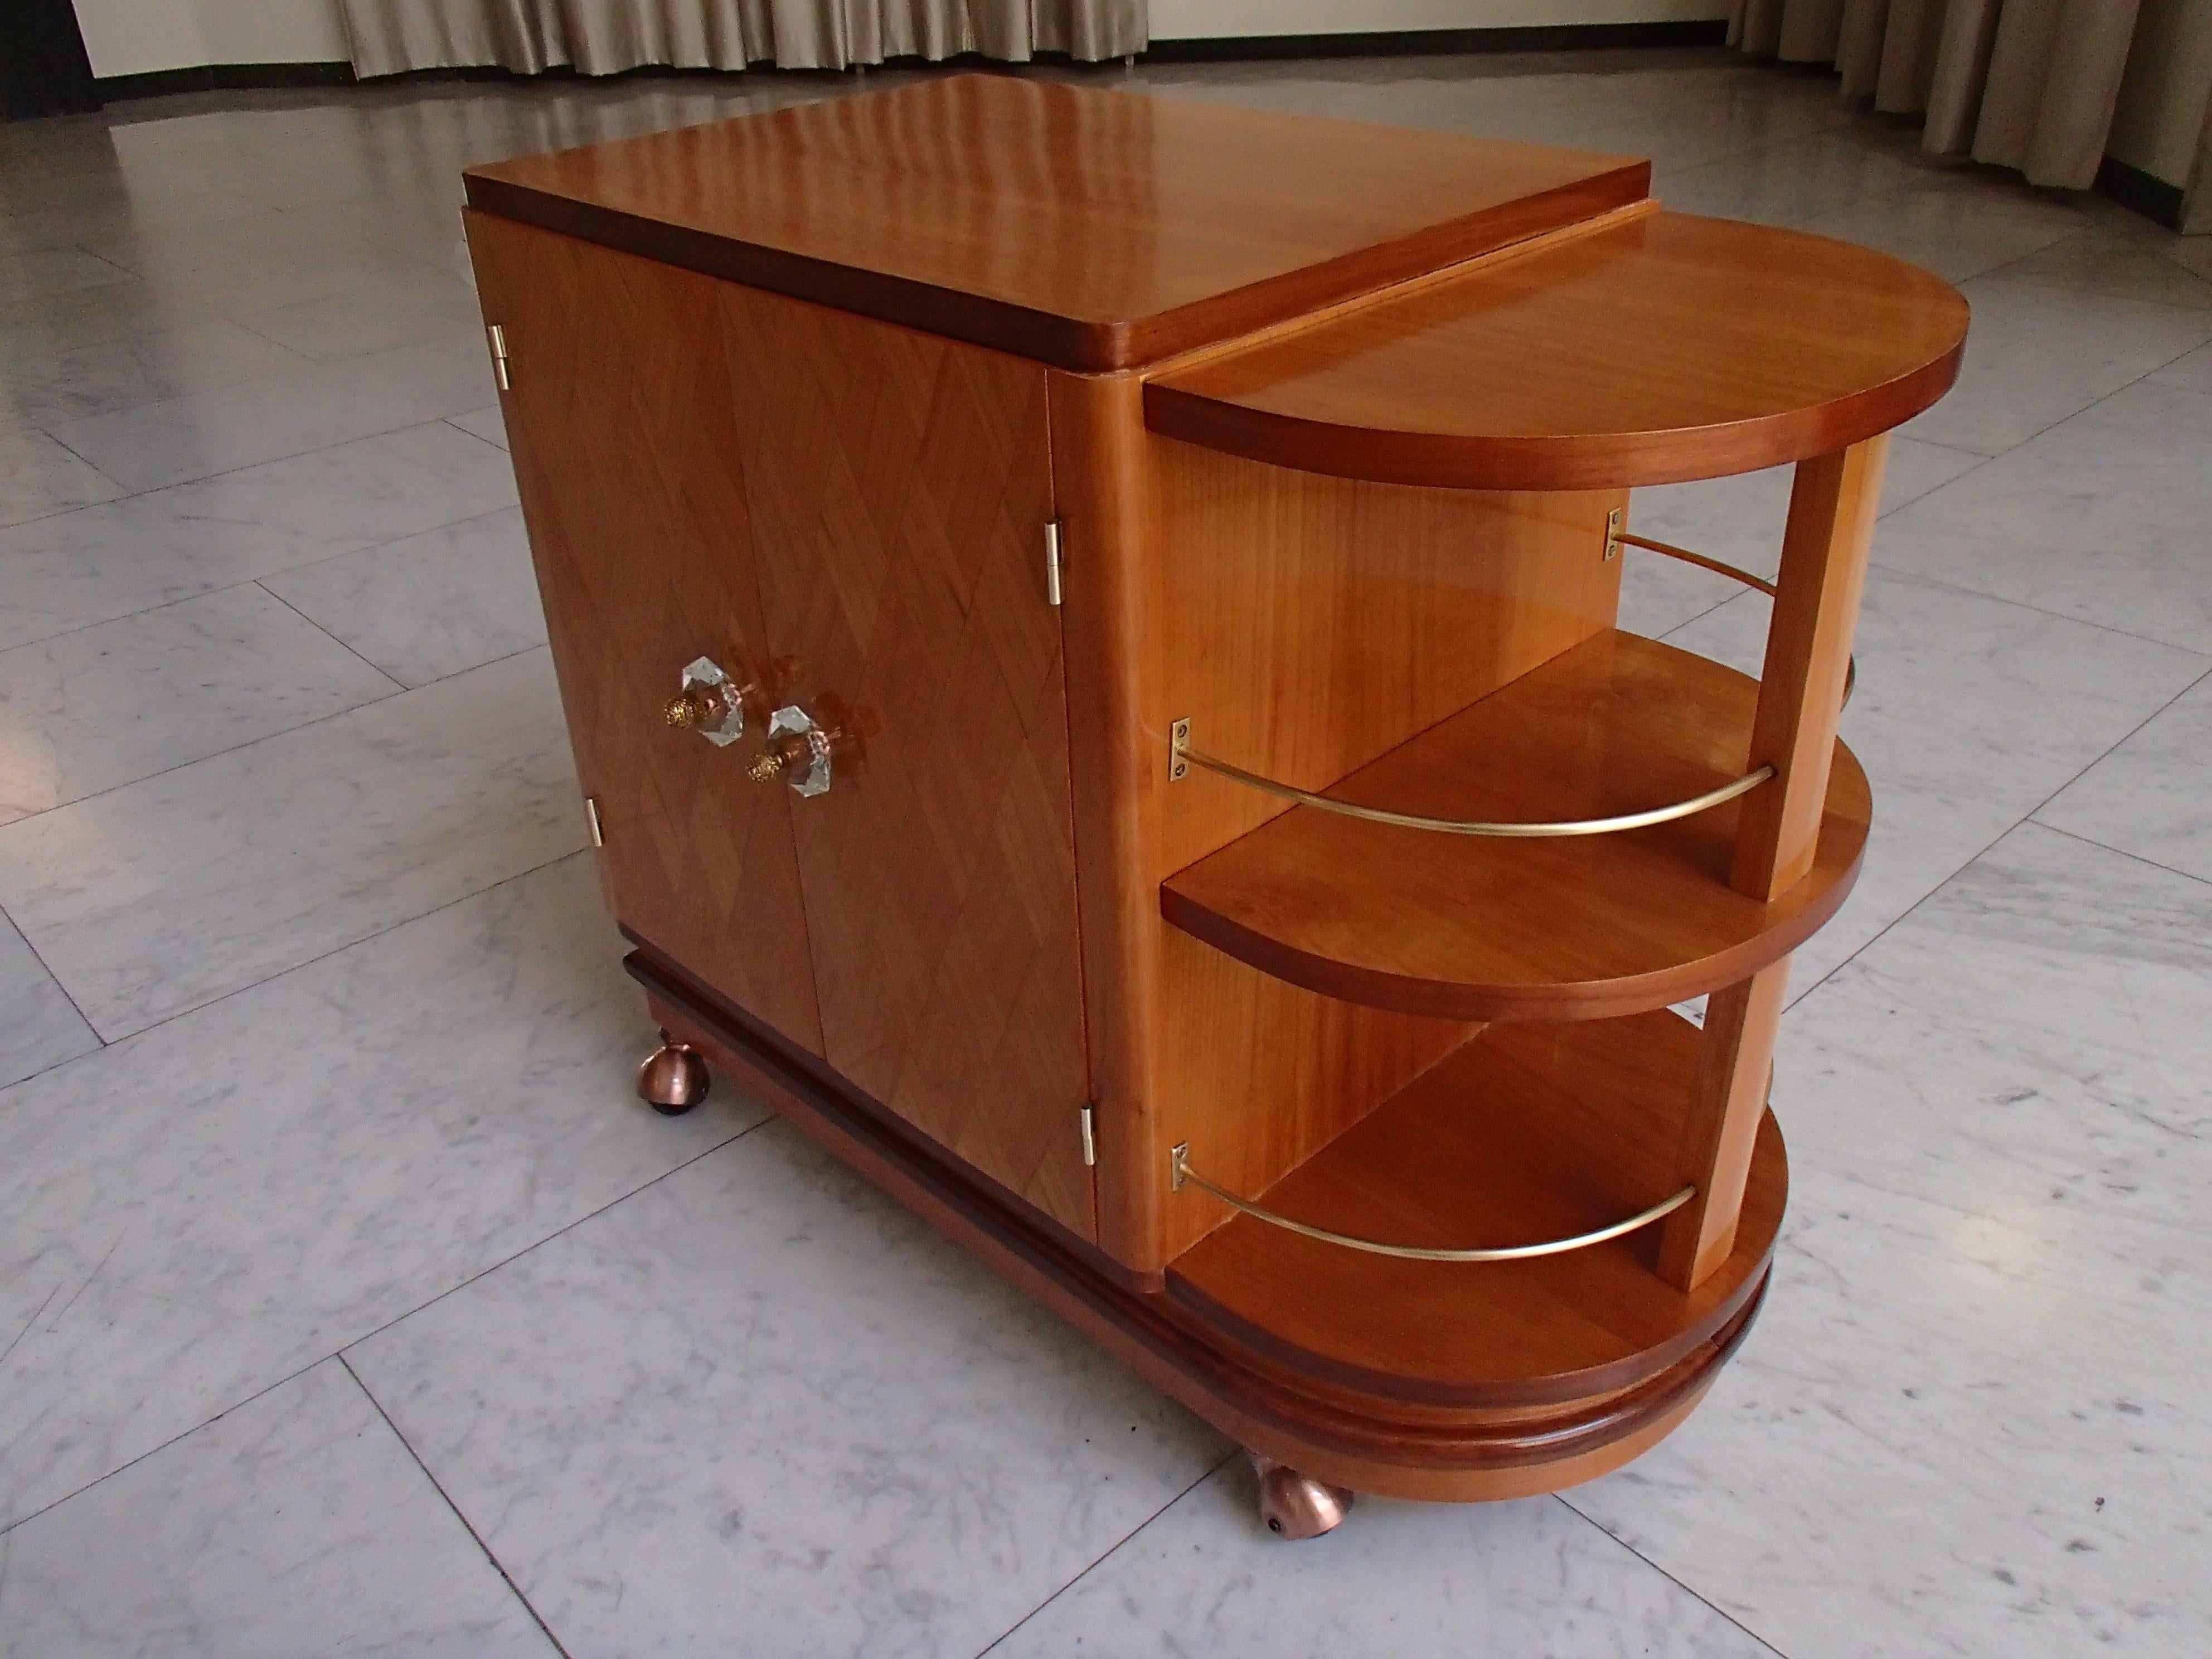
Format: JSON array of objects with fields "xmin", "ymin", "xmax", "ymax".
[
  {"xmin": 584, "ymin": 795, "xmax": 604, "ymax": 847},
  {"xmin": 1080, "ymin": 1102, "xmax": 1097, "ymax": 1166},
  {"xmin": 1043, "ymin": 520, "xmax": 1064, "ymax": 607},
  {"xmin": 1603, "ymin": 505, "xmax": 1623, "ymax": 562},
  {"xmin": 487, "ymin": 323, "xmax": 511, "ymax": 392}
]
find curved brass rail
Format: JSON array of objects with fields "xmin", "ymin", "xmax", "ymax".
[
  {"xmin": 1175, "ymin": 743, "xmax": 1774, "ymax": 838},
  {"xmin": 1615, "ymin": 530, "xmax": 1858, "ymax": 709},
  {"xmin": 1171, "ymin": 530, "xmax": 1857, "ymax": 838},
  {"xmin": 1170, "ymin": 1143, "xmax": 1695, "ymax": 1263}
]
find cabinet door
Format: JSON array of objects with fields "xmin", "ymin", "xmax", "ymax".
[
  {"xmin": 465, "ymin": 214, "xmax": 823, "ymax": 1054},
  {"xmin": 719, "ymin": 285, "xmax": 1095, "ymax": 1241}
]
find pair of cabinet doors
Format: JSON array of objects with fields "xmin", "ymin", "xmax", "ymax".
[{"xmin": 467, "ymin": 215, "xmax": 1095, "ymax": 1240}]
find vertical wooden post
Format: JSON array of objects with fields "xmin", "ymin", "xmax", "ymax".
[{"xmin": 1659, "ymin": 435, "xmax": 1886, "ymax": 1291}]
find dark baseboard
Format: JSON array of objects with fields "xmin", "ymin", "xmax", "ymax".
[
  {"xmin": 2096, "ymin": 154, "xmax": 2186, "ymax": 232},
  {"xmin": 1144, "ymin": 20, "xmax": 1729, "ymax": 61},
  {"xmin": 94, "ymin": 61, "xmax": 356, "ymax": 103}
]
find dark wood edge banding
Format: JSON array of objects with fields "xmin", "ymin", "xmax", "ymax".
[
  {"xmin": 1141, "ymin": 343, "xmax": 1965, "ymax": 491},
  {"xmin": 623, "ymin": 935, "xmax": 1767, "ymax": 1487},
  {"xmin": 462, "ymin": 163, "xmax": 1650, "ymax": 373}
]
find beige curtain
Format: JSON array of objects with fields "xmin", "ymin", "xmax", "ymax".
[
  {"xmin": 1730, "ymin": 0, "xmax": 2143, "ymax": 188},
  {"xmin": 343, "ymin": 0, "xmax": 1146, "ymax": 77}
]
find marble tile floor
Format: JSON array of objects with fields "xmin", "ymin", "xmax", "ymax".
[{"xmin": 1, "ymin": 45, "xmax": 2208, "ymax": 1659}]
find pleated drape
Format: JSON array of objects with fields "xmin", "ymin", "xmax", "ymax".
[
  {"xmin": 342, "ymin": 0, "xmax": 1147, "ymax": 77},
  {"xmin": 1729, "ymin": 0, "xmax": 2143, "ymax": 187}
]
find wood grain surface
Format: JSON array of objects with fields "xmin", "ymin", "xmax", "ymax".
[
  {"xmin": 1160, "ymin": 629, "xmax": 1872, "ymax": 1023},
  {"xmin": 719, "ymin": 282, "xmax": 1097, "ymax": 1242},
  {"xmin": 463, "ymin": 73, "xmax": 1648, "ymax": 371},
  {"xmin": 1166, "ymin": 1010, "xmax": 1785, "ymax": 1409},
  {"xmin": 1146, "ymin": 210, "xmax": 1968, "ymax": 489},
  {"xmin": 465, "ymin": 211, "xmax": 826, "ymax": 1052}
]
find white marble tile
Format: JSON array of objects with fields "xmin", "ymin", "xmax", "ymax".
[
  {"xmin": 0, "ymin": 647, "xmax": 585, "ymax": 1037},
  {"xmin": 0, "ymin": 318, "xmax": 307, "ymax": 428},
  {"xmin": 1900, "ymin": 276, "xmax": 2212, "ymax": 455},
  {"xmin": 1797, "ymin": 175, "xmax": 2089, "ymax": 284},
  {"xmin": 0, "ymin": 583, "xmax": 400, "ymax": 824},
  {"xmin": 0, "ymin": 853, "xmax": 754, "ymax": 1531},
  {"xmin": 262, "ymin": 507, "xmax": 545, "ymax": 687},
  {"xmin": 43, "ymin": 330, "xmax": 502, "ymax": 493},
  {"xmin": 2147, "ymin": 339, "xmax": 2212, "ymax": 395},
  {"xmin": 242, "ymin": 274, "xmax": 487, "ymax": 362},
  {"xmin": 994, "ymin": 1472, "xmax": 1781, "ymax": 1658},
  {"xmin": 446, "ymin": 403, "xmax": 510, "ymax": 450},
  {"xmin": 1878, "ymin": 379, "xmax": 2212, "ymax": 653},
  {"xmin": 1776, "ymin": 822, "xmax": 2212, "ymax": 1232},
  {"xmin": 1618, "ymin": 436, "xmax": 2010, "ymax": 642},
  {"xmin": 0, "ymin": 245, "xmax": 134, "ymax": 305},
  {"xmin": 1626, "ymin": 435, "xmax": 1983, "ymax": 588},
  {"xmin": 1569, "ymin": 1170, "xmax": 2212, "ymax": 1659},
  {"xmin": 2036, "ymin": 672, "xmax": 2212, "ymax": 883},
  {"xmin": 347, "ymin": 1121, "xmax": 1232, "ymax": 1659},
  {"xmin": 0, "ymin": 424, "xmax": 123, "ymax": 527},
  {"xmin": 0, "ymin": 907, "xmax": 96, "ymax": 1089},
  {"xmin": 0, "ymin": 1360, "xmax": 556, "ymax": 1658},
  {"xmin": 1982, "ymin": 228, "xmax": 2212, "ymax": 310},
  {"xmin": 0, "ymin": 419, "xmax": 517, "ymax": 652},
  {"xmin": 1569, "ymin": 826, "xmax": 2212, "ymax": 1657},
  {"xmin": 1651, "ymin": 127, "xmax": 1937, "ymax": 228},
  {"xmin": 1666, "ymin": 567, "xmax": 2210, "ymax": 996},
  {"xmin": 0, "ymin": 274, "xmax": 221, "ymax": 361}
]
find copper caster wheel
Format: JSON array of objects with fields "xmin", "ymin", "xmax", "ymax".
[
  {"xmin": 1251, "ymin": 1454, "xmax": 1354, "ymax": 1540},
  {"xmin": 636, "ymin": 1032, "xmax": 710, "ymax": 1115}
]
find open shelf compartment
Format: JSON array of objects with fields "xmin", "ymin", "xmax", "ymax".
[
  {"xmin": 1160, "ymin": 628, "xmax": 1870, "ymax": 1022},
  {"xmin": 1165, "ymin": 1008, "xmax": 1784, "ymax": 1410}
]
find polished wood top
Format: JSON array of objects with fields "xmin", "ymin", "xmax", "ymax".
[
  {"xmin": 462, "ymin": 74, "xmax": 1648, "ymax": 371},
  {"xmin": 1147, "ymin": 211, "xmax": 1970, "ymax": 489},
  {"xmin": 1160, "ymin": 629, "xmax": 1871, "ymax": 1022}
]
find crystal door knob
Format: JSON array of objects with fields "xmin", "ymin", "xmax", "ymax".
[
  {"xmin": 747, "ymin": 704, "xmax": 841, "ymax": 797},
  {"xmin": 664, "ymin": 656, "xmax": 750, "ymax": 747}
]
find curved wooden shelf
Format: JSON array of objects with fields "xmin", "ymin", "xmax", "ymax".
[
  {"xmin": 1160, "ymin": 630, "xmax": 1871, "ymax": 1022},
  {"xmin": 1145, "ymin": 210, "xmax": 1968, "ymax": 490},
  {"xmin": 1168, "ymin": 1011, "xmax": 1784, "ymax": 1409}
]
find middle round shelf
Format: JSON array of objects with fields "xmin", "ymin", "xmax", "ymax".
[{"xmin": 1159, "ymin": 628, "xmax": 1870, "ymax": 1022}]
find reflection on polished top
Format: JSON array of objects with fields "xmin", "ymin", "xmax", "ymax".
[
  {"xmin": 1146, "ymin": 211, "xmax": 1974, "ymax": 489},
  {"xmin": 460, "ymin": 72, "xmax": 1648, "ymax": 370}
]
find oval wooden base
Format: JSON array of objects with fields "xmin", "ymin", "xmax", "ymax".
[{"xmin": 629, "ymin": 943, "xmax": 1775, "ymax": 1503}]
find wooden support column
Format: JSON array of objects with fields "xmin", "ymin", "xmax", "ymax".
[{"xmin": 1659, "ymin": 435, "xmax": 1888, "ymax": 1291}]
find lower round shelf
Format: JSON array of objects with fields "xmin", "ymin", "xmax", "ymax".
[
  {"xmin": 630, "ymin": 945, "xmax": 1782, "ymax": 1506},
  {"xmin": 1166, "ymin": 1011, "xmax": 1786, "ymax": 1411}
]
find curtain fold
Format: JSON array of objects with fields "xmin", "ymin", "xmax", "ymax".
[
  {"xmin": 1729, "ymin": 0, "xmax": 2142, "ymax": 188},
  {"xmin": 342, "ymin": 0, "xmax": 1147, "ymax": 78}
]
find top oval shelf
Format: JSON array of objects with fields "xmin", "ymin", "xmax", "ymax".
[{"xmin": 1143, "ymin": 210, "xmax": 1970, "ymax": 491}]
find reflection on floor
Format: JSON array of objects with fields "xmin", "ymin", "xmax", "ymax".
[{"xmin": 2, "ymin": 48, "xmax": 2208, "ymax": 1659}]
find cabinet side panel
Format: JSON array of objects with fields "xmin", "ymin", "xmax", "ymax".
[
  {"xmin": 1151, "ymin": 442, "xmax": 1626, "ymax": 1262},
  {"xmin": 463, "ymin": 211, "xmax": 823, "ymax": 1053},
  {"xmin": 717, "ymin": 283, "xmax": 1095, "ymax": 1242}
]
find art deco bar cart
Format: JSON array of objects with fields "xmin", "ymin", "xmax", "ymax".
[{"xmin": 462, "ymin": 74, "xmax": 1967, "ymax": 1537}]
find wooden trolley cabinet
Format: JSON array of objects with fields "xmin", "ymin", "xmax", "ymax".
[{"xmin": 463, "ymin": 75, "xmax": 1967, "ymax": 1535}]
